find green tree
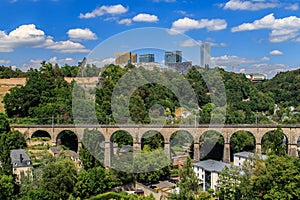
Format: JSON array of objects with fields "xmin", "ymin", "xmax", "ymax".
[
  {"xmin": 230, "ymin": 131, "xmax": 255, "ymax": 161},
  {"xmin": 171, "ymin": 157, "xmax": 200, "ymax": 200},
  {"xmin": 73, "ymin": 167, "xmax": 109, "ymax": 199},
  {"xmin": 251, "ymin": 155, "xmax": 300, "ymax": 199},
  {"xmin": 0, "ymin": 174, "xmax": 14, "ymax": 200},
  {"xmin": 262, "ymin": 126, "xmax": 286, "ymax": 155},
  {"xmin": 216, "ymin": 166, "xmax": 242, "ymax": 200},
  {"xmin": 41, "ymin": 159, "xmax": 77, "ymax": 200}
]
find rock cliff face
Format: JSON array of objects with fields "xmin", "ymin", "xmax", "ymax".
[{"xmin": 0, "ymin": 78, "xmax": 27, "ymax": 112}]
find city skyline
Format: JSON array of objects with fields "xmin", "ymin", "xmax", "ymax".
[{"xmin": 1, "ymin": 0, "xmax": 300, "ymax": 78}]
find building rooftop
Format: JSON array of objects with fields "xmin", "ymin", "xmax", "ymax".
[
  {"xmin": 193, "ymin": 159, "xmax": 230, "ymax": 173},
  {"xmin": 65, "ymin": 150, "xmax": 79, "ymax": 159},
  {"xmin": 10, "ymin": 149, "xmax": 32, "ymax": 168},
  {"xmin": 49, "ymin": 147, "xmax": 63, "ymax": 154},
  {"xmin": 234, "ymin": 151, "xmax": 267, "ymax": 160}
]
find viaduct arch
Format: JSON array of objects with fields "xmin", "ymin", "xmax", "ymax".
[{"xmin": 12, "ymin": 124, "xmax": 300, "ymax": 167}]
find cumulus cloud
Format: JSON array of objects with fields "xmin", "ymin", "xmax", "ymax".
[
  {"xmin": 79, "ymin": 4, "xmax": 128, "ymax": 19},
  {"xmin": 0, "ymin": 24, "xmax": 89, "ymax": 53},
  {"xmin": 170, "ymin": 17, "xmax": 227, "ymax": 34},
  {"xmin": 178, "ymin": 39, "xmax": 227, "ymax": 47},
  {"xmin": 88, "ymin": 58, "xmax": 115, "ymax": 67},
  {"xmin": 221, "ymin": 0, "xmax": 279, "ymax": 11},
  {"xmin": 232, "ymin": 13, "xmax": 300, "ymax": 42},
  {"xmin": 0, "ymin": 60, "xmax": 11, "ymax": 64},
  {"xmin": 179, "ymin": 39, "xmax": 201, "ymax": 47},
  {"xmin": 211, "ymin": 55, "xmax": 269, "ymax": 66},
  {"xmin": 67, "ymin": 28, "xmax": 97, "ymax": 41},
  {"xmin": 269, "ymin": 50, "xmax": 283, "ymax": 55},
  {"xmin": 132, "ymin": 14, "xmax": 159, "ymax": 22},
  {"xmin": 22, "ymin": 57, "xmax": 76, "ymax": 71},
  {"xmin": 118, "ymin": 18, "xmax": 132, "ymax": 25},
  {"xmin": 285, "ymin": 3, "xmax": 299, "ymax": 11},
  {"xmin": 220, "ymin": 0, "xmax": 298, "ymax": 11},
  {"xmin": 246, "ymin": 63, "xmax": 295, "ymax": 78}
]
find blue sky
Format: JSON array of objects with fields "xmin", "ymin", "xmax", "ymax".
[{"xmin": 1, "ymin": 0, "xmax": 300, "ymax": 78}]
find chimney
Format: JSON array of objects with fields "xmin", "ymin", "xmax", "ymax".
[{"xmin": 20, "ymin": 154, "xmax": 23, "ymax": 163}]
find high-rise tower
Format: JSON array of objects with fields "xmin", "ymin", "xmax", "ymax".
[{"xmin": 201, "ymin": 43, "xmax": 211, "ymax": 67}]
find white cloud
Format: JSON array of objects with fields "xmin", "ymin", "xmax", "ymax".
[
  {"xmin": 0, "ymin": 24, "xmax": 46, "ymax": 52},
  {"xmin": 0, "ymin": 24, "xmax": 90, "ymax": 53},
  {"xmin": 222, "ymin": 0, "xmax": 279, "ymax": 11},
  {"xmin": 132, "ymin": 14, "xmax": 159, "ymax": 22},
  {"xmin": 247, "ymin": 63, "xmax": 295, "ymax": 78},
  {"xmin": 211, "ymin": 55, "xmax": 269, "ymax": 66},
  {"xmin": 88, "ymin": 58, "xmax": 115, "ymax": 67},
  {"xmin": 22, "ymin": 57, "xmax": 76, "ymax": 71},
  {"xmin": 269, "ymin": 50, "xmax": 283, "ymax": 55},
  {"xmin": 48, "ymin": 57, "xmax": 75, "ymax": 65},
  {"xmin": 118, "ymin": 18, "xmax": 132, "ymax": 25},
  {"xmin": 179, "ymin": 39, "xmax": 201, "ymax": 47},
  {"xmin": 232, "ymin": 13, "xmax": 300, "ymax": 42},
  {"xmin": 79, "ymin": 4, "xmax": 128, "ymax": 19},
  {"xmin": 0, "ymin": 60, "xmax": 10, "ymax": 64},
  {"xmin": 170, "ymin": 17, "xmax": 227, "ymax": 34},
  {"xmin": 45, "ymin": 40, "xmax": 90, "ymax": 53},
  {"xmin": 285, "ymin": 3, "xmax": 299, "ymax": 11},
  {"xmin": 178, "ymin": 39, "xmax": 227, "ymax": 47},
  {"xmin": 67, "ymin": 28, "xmax": 97, "ymax": 41}
]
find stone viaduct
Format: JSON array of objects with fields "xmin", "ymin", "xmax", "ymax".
[{"xmin": 11, "ymin": 124, "xmax": 300, "ymax": 167}]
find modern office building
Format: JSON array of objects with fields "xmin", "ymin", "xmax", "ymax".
[
  {"xmin": 165, "ymin": 51, "xmax": 182, "ymax": 66},
  {"xmin": 201, "ymin": 43, "xmax": 211, "ymax": 67},
  {"xmin": 115, "ymin": 52, "xmax": 137, "ymax": 66},
  {"xmin": 139, "ymin": 54, "xmax": 155, "ymax": 63}
]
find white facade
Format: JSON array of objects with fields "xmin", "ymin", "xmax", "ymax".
[
  {"xmin": 233, "ymin": 151, "xmax": 267, "ymax": 167},
  {"xmin": 193, "ymin": 159, "xmax": 229, "ymax": 191}
]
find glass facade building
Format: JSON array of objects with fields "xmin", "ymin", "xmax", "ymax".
[
  {"xmin": 164, "ymin": 51, "xmax": 182, "ymax": 66},
  {"xmin": 139, "ymin": 54, "xmax": 155, "ymax": 63}
]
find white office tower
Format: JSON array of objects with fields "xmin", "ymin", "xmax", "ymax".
[{"xmin": 201, "ymin": 43, "xmax": 211, "ymax": 67}]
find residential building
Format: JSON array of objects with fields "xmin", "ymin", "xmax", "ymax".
[
  {"xmin": 245, "ymin": 73, "xmax": 266, "ymax": 82},
  {"xmin": 65, "ymin": 150, "xmax": 81, "ymax": 168},
  {"xmin": 139, "ymin": 54, "xmax": 155, "ymax": 63},
  {"xmin": 233, "ymin": 151, "xmax": 267, "ymax": 166},
  {"xmin": 10, "ymin": 149, "xmax": 32, "ymax": 183},
  {"xmin": 165, "ymin": 51, "xmax": 182, "ymax": 66},
  {"xmin": 193, "ymin": 159, "xmax": 230, "ymax": 191},
  {"xmin": 115, "ymin": 52, "xmax": 137, "ymax": 66},
  {"xmin": 49, "ymin": 146, "xmax": 63, "ymax": 157},
  {"xmin": 201, "ymin": 43, "xmax": 211, "ymax": 67}
]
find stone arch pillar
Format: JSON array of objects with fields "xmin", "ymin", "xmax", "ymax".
[
  {"xmin": 222, "ymin": 131, "xmax": 230, "ymax": 163},
  {"xmin": 193, "ymin": 142, "xmax": 200, "ymax": 161},
  {"xmin": 287, "ymin": 128, "xmax": 298, "ymax": 157}
]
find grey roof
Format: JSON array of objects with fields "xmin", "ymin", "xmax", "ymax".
[
  {"xmin": 65, "ymin": 150, "xmax": 79, "ymax": 159},
  {"xmin": 10, "ymin": 149, "xmax": 32, "ymax": 168},
  {"xmin": 49, "ymin": 147, "xmax": 62, "ymax": 154},
  {"xmin": 193, "ymin": 159, "xmax": 230, "ymax": 173},
  {"xmin": 234, "ymin": 151, "xmax": 267, "ymax": 160},
  {"xmin": 119, "ymin": 145, "xmax": 133, "ymax": 153}
]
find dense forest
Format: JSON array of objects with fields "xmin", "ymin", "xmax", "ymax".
[{"xmin": 2, "ymin": 62, "xmax": 300, "ymax": 125}]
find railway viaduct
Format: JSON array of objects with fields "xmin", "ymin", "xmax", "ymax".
[{"xmin": 11, "ymin": 124, "xmax": 300, "ymax": 167}]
